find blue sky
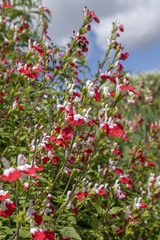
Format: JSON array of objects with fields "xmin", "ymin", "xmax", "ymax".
[
  {"xmin": 123, "ymin": 43, "xmax": 160, "ymax": 74},
  {"xmin": 42, "ymin": 0, "xmax": 160, "ymax": 75},
  {"xmin": 87, "ymin": 33, "xmax": 160, "ymax": 75}
]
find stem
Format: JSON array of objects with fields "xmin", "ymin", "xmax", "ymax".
[
  {"xmin": 15, "ymin": 184, "xmax": 19, "ymax": 240},
  {"xmin": 26, "ymin": 135, "xmax": 38, "ymax": 200},
  {"xmin": 52, "ymin": 130, "xmax": 77, "ymax": 188},
  {"xmin": 54, "ymin": 127, "xmax": 94, "ymax": 213},
  {"xmin": 54, "ymin": 138, "xmax": 100, "ymax": 227},
  {"xmin": 16, "ymin": 228, "xmax": 19, "ymax": 240},
  {"xmin": 94, "ymin": 48, "xmax": 111, "ymax": 84},
  {"xmin": 9, "ymin": 229, "xmax": 19, "ymax": 240},
  {"xmin": 60, "ymin": 171, "xmax": 72, "ymax": 200}
]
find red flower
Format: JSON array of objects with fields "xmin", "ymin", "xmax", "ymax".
[
  {"xmin": 0, "ymin": 190, "xmax": 10, "ymax": 201},
  {"xmin": 74, "ymin": 191, "xmax": 84, "ymax": 200},
  {"xmin": 82, "ymin": 47, "xmax": 88, "ymax": 52},
  {"xmin": 116, "ymin": 227, "xmax": 122, "ymax": 234},
  {"xmin": 3, "ymin": 1, "xmax": 13, "ymax": 8},
  {"xmin": 39, "ymin": 5, "xmax": 51, "ymax": 14},
  {"xmin": 64, "ymin": 166, "xmax": 72, "ymax": 175},
  {"xmin": 109, "ymin": 92, "xmax": 115, "ymax": 97},
  {"xmin": 0, "ymin": 208, "xmax": 13, "ymax": 218},
  {"xmin": 23, "ymin": 183, "xmax": 31, "ymax": 190},
  {"xmin": 67, "ymin": 116, "xmax": 85, "ymax": 126},
  {"xmin": 112, "ymin": 149, "xmax": 123, "ymax": 158},
  {"xmin": 123, "ymin": 134, "xmax": 129, "ymax": 141},
  {"xmin": 77, "ymin": 50, "xmax": 83, "ymax": 56},
  {"xmin": 87, "ymin": 118, "xmax": 98, "ymax": 127},
  {"xmin": 32, "ymin": 212, "xmax": 43, "ymax": 225},
  {"xmin": 1, "ymin": 168, "xmax": 21, "ymax": 182},
  {"xmin": 53, "ymin": 155, "xmax": 59, "ymax": 165},
  {"xmin": 102, "ymin": 123, "xmax": 110, "ymax": 136},
  {"xmin": 86, "ymin": 12, "xmax": 100, "ymax": 23},
  {"xmin": 114, "ymin": 168, "xmax": 123, "ymax": 175},
  {"xmin": 109, "ymin": 123, "xmax": 125, "ymax": 137},
  {"xmin": 146, "ymin": 161, "xmax": 155, "ymax": 167},
  {"xmin": 136, "ymin": 118, "xmax": 144, "ymax": 126},
  {"xmin": 93, "ymin": 16, "xmax": 100, "ymax": 23},
  {"xmin": 140, "ymin": 203, "xmax": 148, "ymax": 208},
  {"xmin": 100, "ymin": 74, "xmax": 116, "ymax": 83},
  {"xmin": 18, "ymin": 68, "xmax": 38, "ymax": 78},
  {"xmin": 119, "ymin": 84, "xmax": 134, "ymax": 91},
  {"xmin": 68, "ymin": 155, "xmax": 76, "ymax": 164},
  {"xmin": 120, "ymin": 176, "xmax": 133, "ymax": 189},
  {"xmin": 94, "ymin": 87, "xmax": 101, "ymax": 102},
  {"xmin": 117, "ymin": 191, "xmax": 126, "ymax": 199},
  {"xmin": 32, "ymin": 230, "xmax": 55, "ymax": 240},
  {"xmin": 0, "ymin": 199, "xmax": 16, "ymax": 218},
  {"xmin": 150, "ymin": 123, "xmax": 159, "ymax": 129},
  {"xmin": 42, "ymin": 156, "xmax": 50, "ymax": 164},
  {"xmin": 117, "ymin": 63, "xmax": 124, "ymax": 71},
  {"xmin": 30, "ymin": 45, "xmax": 45, "ymax": 54},
  {"xmin": 47, "ymin": 135, "xmax": 69, "ymax": 148},
  {"xmin": 18, "ymin": 165, "xmax": 36, "ymax": 175},
  {"xmin": 101, "ymin": 73, "xmax": 108, "ymax": 80},
  {"xmin": 84, "ymin": 149, "xmax": 93, "ymax": 154},
  {"xmin": 16, "ymin": 103, "xmax": 24, "ymax": 111},
  {"xmin": 112, "ymin": 114, "xmax": 122, "ymax": 120},
  {"xmin": 72, "ymin": 203, "xmax": 78, "ymax": 215},
  {"xmin": 62, "ymin": 126, "xmax": 73, "ymax": 138},
  {"xmin": 42, "ymin": 143, "xmax": 53, "ymax": 151},
  {"xmin": 86, "ymin": 12, "xmax": 95, "ymax": 16},
  {"xmin": 119, "ymin": 24, "xmax": 124, "ymax": 32},
  {"xmin": 119, "ymin": 52, "xmax": 129, "ymax": 60},
  {"xmin": 99, "ymin": 189, "xmax": 107, "ymax": 197}
]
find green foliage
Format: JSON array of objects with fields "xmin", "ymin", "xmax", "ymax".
[{"xmin": 60, "ymin": 227, "xmax": 82, "ymax": 240}]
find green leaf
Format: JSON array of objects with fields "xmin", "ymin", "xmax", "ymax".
[
  {"xmin": 0, "ymin": 235, "xmax": 7, "ymax": 240},
  {"xmin": 53, "ymin": 81, "xmax": 60, "ymax": 85},
  {"xmin": 19, "ymin": 147, "xmax": 28, "ymax": 152},
  {"xmin": 19, "ymin": 228, "xmax": 30, "ymax": 238},
  {"xmin": 20, "ymin": 135, "xmax": 27, "ymax": 141},
  {"xmin": 91, "ymin": 215, "xmax": 99, "ymax": 230},
  {"xmin": 60, "ymin": 227, "xmax": 81, "ymax": 240},
  {"xmin": 98, "ymin": 235, "xmax": 104, "ymax": 240},
  {"xmin": 43, "ymin": 215, "xmax": 51, "ymax": 221},
  {"xmin": 109, "ymin": 207, "xmax": 123, "ymax": 215},
  {"xmin": 0, "ymin": 226, "xmax": 13, "ymax": 235},
  {"xmin": 91, "ymin": 202, "xmax": 103, "ymax": 214},
  {"xmin": 68, "ymin": 216, "xmax": 77, "ymax": 224}
]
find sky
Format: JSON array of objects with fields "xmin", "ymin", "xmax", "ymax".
[{"xmin": 42, "ymin": 0, "xmax": 160, "ymax": 75}]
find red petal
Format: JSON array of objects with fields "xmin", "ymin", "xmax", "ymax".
[
  {"xmin": 0, "ymin": 192, "xmax": 10, "ymax": 200},
  {"xmin": 1, "ymin": 171, "xmax": 21, "ymax": 182}
]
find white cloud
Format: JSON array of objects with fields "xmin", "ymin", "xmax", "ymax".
[
  {"xmin": 92, "ymin": 0, "xmax": 160, "ymax": 51},
  {"xmin": 42, "ymin": 0, "xmax": 160, "ymax": 51}
]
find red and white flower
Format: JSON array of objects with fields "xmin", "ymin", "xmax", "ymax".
[
  {"xmin": 0, "ymin": 199, "xmax": 16, "ymax": 218},
  {"xmin": 0, "ymin": 190, "xmax": 10, "ymax": 201},
  {"xmin": 1, "ymin": 157, "xmax": 21, "ymax": 182}
]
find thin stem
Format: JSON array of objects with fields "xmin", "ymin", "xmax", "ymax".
[
  {"xmin": 15, "ymin": 184, "xmax": 19, "ymax": 240},
  {"xmin": 52, "ymin": 130, "xmax": 77, "ymax": 188},
  {"xmin": 16, "ymin": 228, "xmax": 19, "ymax": 240},
  {"xmin": 54, "ymin": 138, "xmax": 100, "ymax": 227},
  {"xmin": 9, "ymin": 230, "xmax": 18, "ymax": 240}
]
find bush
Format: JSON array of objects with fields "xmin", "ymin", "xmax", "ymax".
[{"xmin": 0, "ymin": 1, "xmax": 159, "ymax": 239}]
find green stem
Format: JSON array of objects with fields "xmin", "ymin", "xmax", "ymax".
[
  {"xmin": 52, "ymin": 130, "xmax": 77, "ymax": 189},
  {"xmin": 54, "ymin": 138, "xmax": 100, "ymax": 227},
  {"xmin": 9, "ymin": 230, "xmax": 19, "ymax": 240},
  {"xmin": 15, "ymin": 184, "xmax": 19, "ymax": 240}
]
